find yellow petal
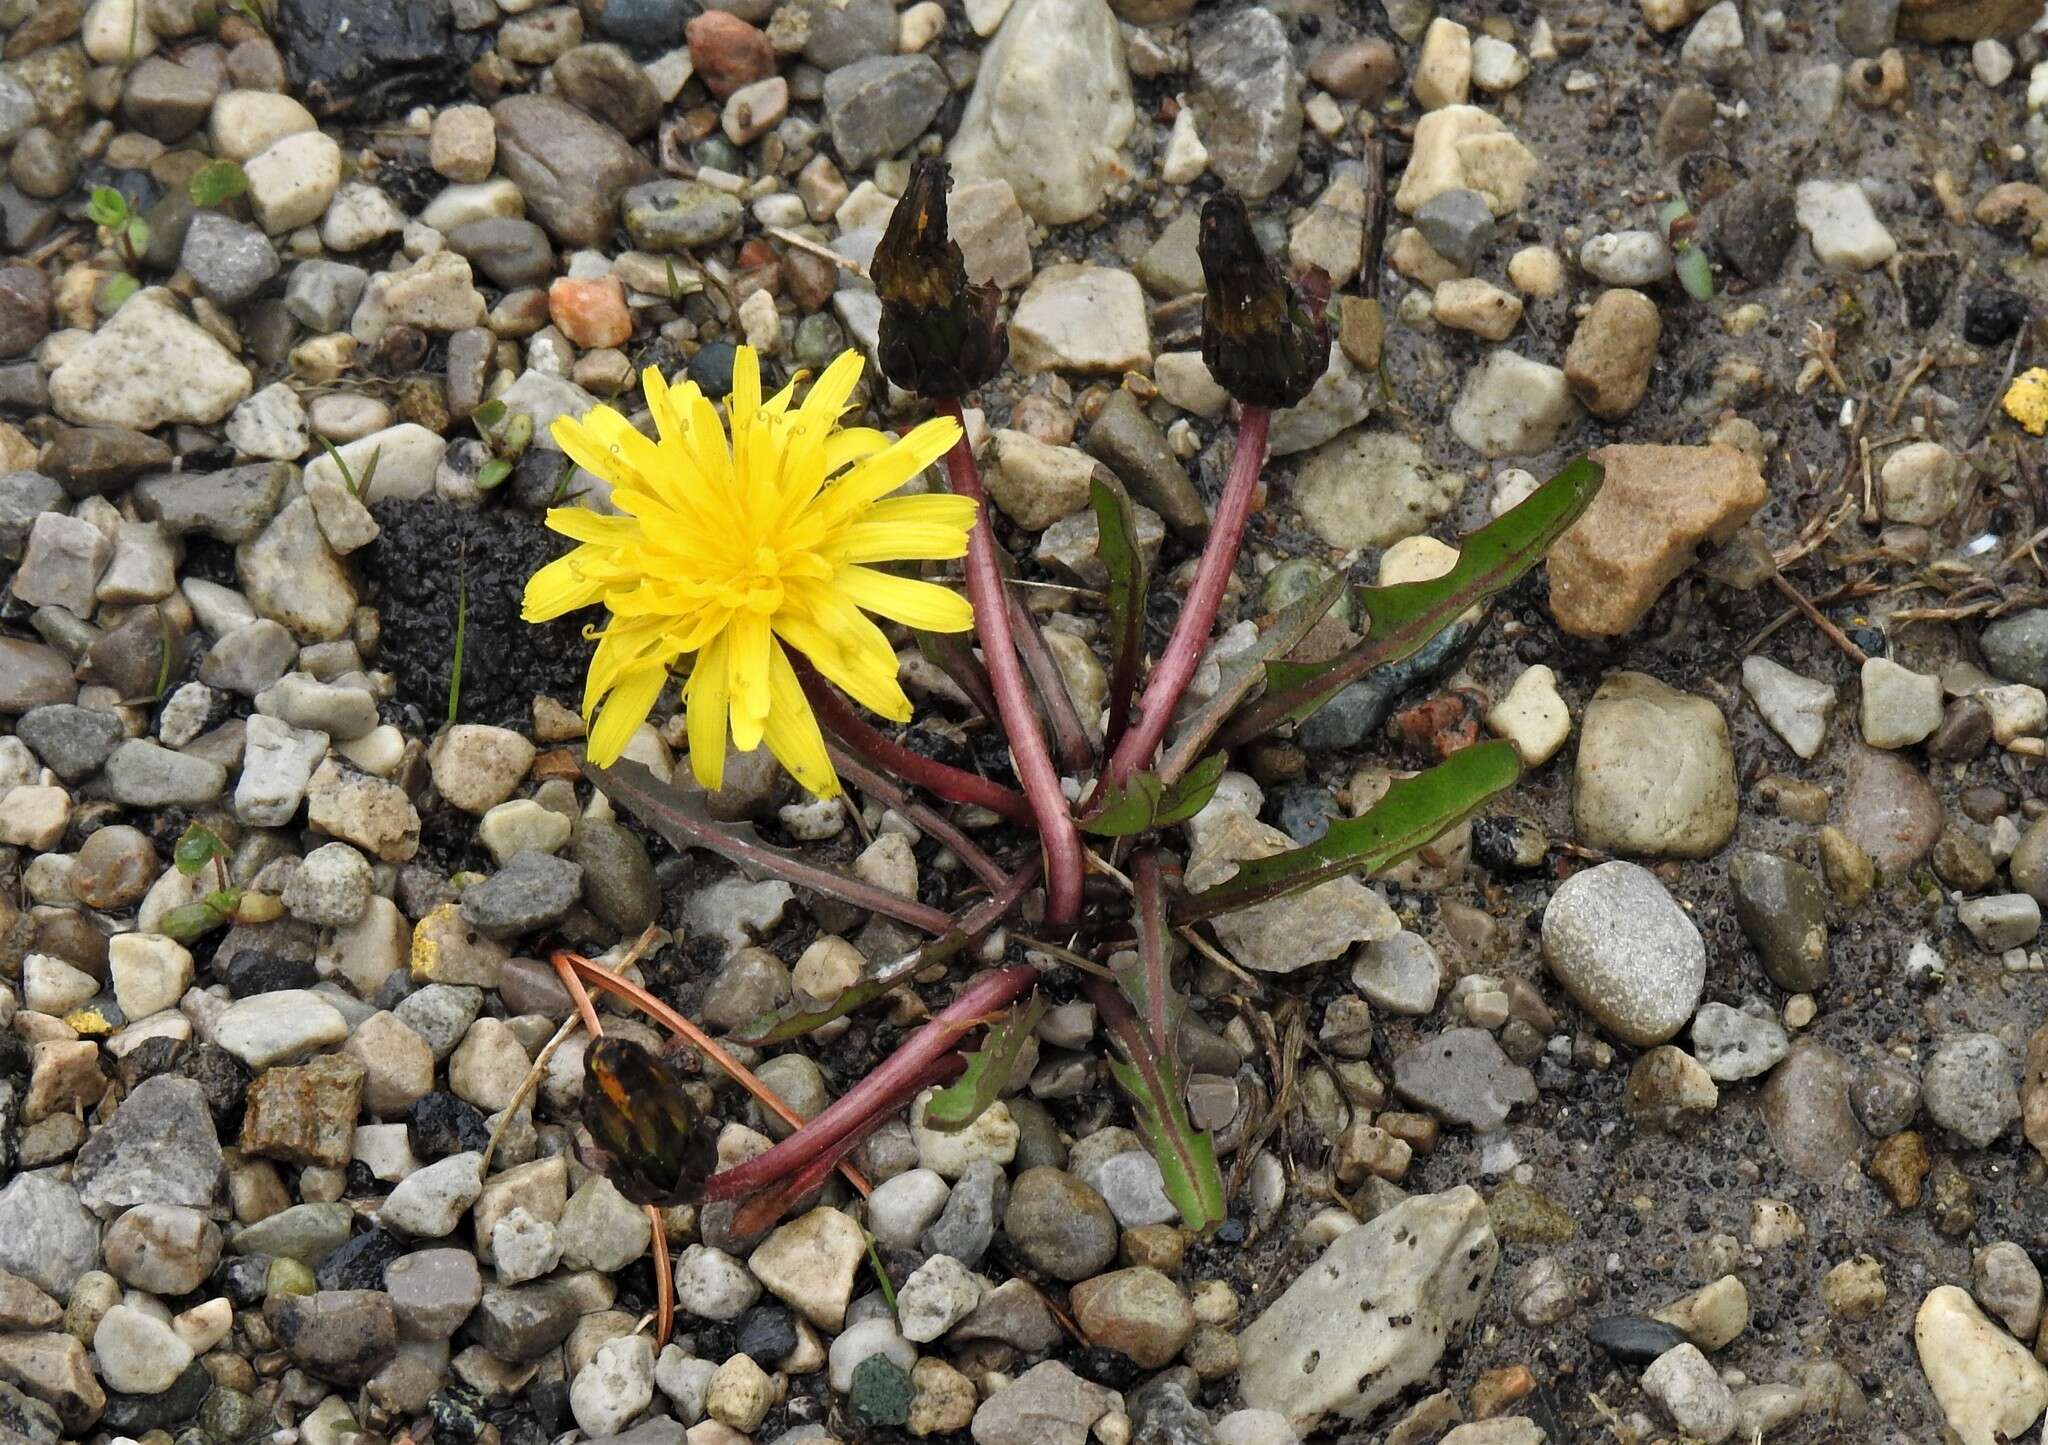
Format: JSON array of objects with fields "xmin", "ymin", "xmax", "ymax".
[
  {"xmin": 522, "ymin": 551, "xmax": 606, "ymax": 621},
  {"xmin": 551, "ymin": 409, "xmax": 641, "ymax": 490},
  {"xmin": 543, "ymin": 507, "xmax": 642, "ymax": 547},
  {"xmin": 726, "ymin": 611, "xmax": 772, "ymax": 752},
  {"xmin": 586, "ymin": 662, "xmax": 668, "ymax": 767},
  {"xmin": 774, "ymin": 610, "xmax": 910, "ymax": 723},
  {"xmin": 835, "ymin": 566, "xmax": 975, "ymax": 632},
  {"xmin": 798, "ymin": 350, "xmax": 864, "ymax": 432},
  {"xmin": 832, "ymin": 493, "xmax": 977, "ymax": 562},
  {"xmin": 760, "ymin": 639, "xmax": 839, "ymax": 799},
  {"xmin": 811, "ymin": 415, "xmax": 962, "ymax": 525},
  {"xmin": 685, "ymin": 631, "xmax": 730, "ymax": 792}
]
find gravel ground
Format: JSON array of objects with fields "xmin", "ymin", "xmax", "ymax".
[{"xmin": 3, "ymin": 1, "xmax": 2048, "ymax": 1444}]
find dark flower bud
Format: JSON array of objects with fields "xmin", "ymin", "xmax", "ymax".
[
  {"xmin": 1198, "ymin": 193, "xmax": 1331, "ymax": 409},
  {"xmin": 874, "ymin": 157, "xmax": 1008, "ymax": 398},
  {"xmin": 580, "ymin": 1036, "xmax": 719, "ymax": 1206}
]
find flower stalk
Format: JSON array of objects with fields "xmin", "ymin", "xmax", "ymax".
[
  {"xmin": 700, "ymin": 963, "xmax": 1040, "ymax": 1202},
  {"xmin": 937, "ymin": 403, "xmax": 1087, "ymax": 926},
  {"xmin": 1093, "ymin": 403, "xmax": 1270, "ymax": 801}
]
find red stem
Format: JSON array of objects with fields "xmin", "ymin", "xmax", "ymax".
[
  {"xmin": 1006, "ymin": 586, "xmax": 1095, "ymax": 775},
  {"xmin": 797, "ymin": 661, "xmax": 1035, "ymax": 828},
  {"xmin": 1093, "ymin": 404, "xmax": 1271, "ymax": 804},
  {"xmin": 935, "ymin": 400, "xmax": 1084, "ymax": 925},
  {"xmin": 699, "ymin": 962, "xmax": 1041, "ymax": 1202}
]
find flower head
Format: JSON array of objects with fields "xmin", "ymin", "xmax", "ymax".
[
  {"xmin": 873, "ymin": 157, "xmax": 1008, "ymax": 398},
  {"xmin": 1198, "ymin": 193, "xmax": 1331, "ymax": 409},
  {"xmin": 523, "ymin": 346, "xmax": 976, "ymax": 797}
]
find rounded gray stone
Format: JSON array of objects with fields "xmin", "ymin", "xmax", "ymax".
[{"xmin": 1541, "ymin": 861, "xmax": 1706, "ymax": 1046}]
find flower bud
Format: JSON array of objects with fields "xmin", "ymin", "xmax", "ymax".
[
  {"xmin": 1198, "ymin": 193, "xmax": 1331, "ymax": 409},
  {"xmin": 873, "ymin": 157, "xmax": 1008, "ymax": 398},
  {"xmin": 580, "ymin": 1036, "xmax": 719, "ymax": 1205}
]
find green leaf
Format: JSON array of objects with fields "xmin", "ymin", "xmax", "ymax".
[
  {"xmin": 98, "ymin": 272, "xmax": 140, "ymax": 314},
  {"xmin": 316, "ymin": 435, "xmax": 359, "ymax": 496},
  {"xmin": 471, "ymin": 398, "xmax": 507, "ymax": 440},
  {"xmin": 447, "ymin": 565, "xmax": 467, "ymax": 725},
  {"xmin": 173, "ymin": 822, "xmax": 228, "ymax": 876},
  {"xmin": 476, "ymin": 457, "xmax": 513, "ymax": 490},
  {"xmin": 1087, "ymin": 974, "xmax": 1226, "ymax": 1232},
  {"xmin": 1079, "ymin": 751, "xmax": 1226, "ymax": 837},
  {"xmin": 500, "ymin": 412, "xmax": 533, "ymax": 458},
  {"xmin": 189, "ymin": 160, "xmax": 249, "ymax": 207},
  {"xmin": 86, "ymin": 186, "xmax": 128, "ymax": 228},
  {"xmin": 1088, "ymin": 473, "xmax": 1148, "ymax": 751},
  {"xmin": 159, "ymin": 896, "xmax": 233, "ymax": 942},
  {"xmin": 356, "ymin": 446, "xmax": 383, "ymax": 499},
  {"xmin": 204, "ymin": 886, "xmax": 243, "ymax": 915},
  {"xmin": 1151, "ymin": 572, "xmax": 1347, "ymax": 787},
  {"xmin": 1675, "ymin": 245, "xmax": 1715, "ymax": 302},
  {"xmin": 124, "ymin": 216, "xmax": 150, "ymax": 254},
  {"xmin": 1221, "ymin": 458, "xmax": 1603, "ymax": 745},
  {"xmin": 1175, "ymin": 741, "xmax": 1523, "ymax": 924},
  {"xmin": 922, "ymin": 994, "xmax": 1046, "ymax": 1132}
]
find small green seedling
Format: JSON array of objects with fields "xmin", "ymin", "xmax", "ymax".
[
  {"xmin": 470, "ymin": 399, "xmax": 534, "ymax": 491},
  {"xmin": 317, "ymin": 436, "xmax": 382, "ymax": 500},
  {"xmin": 86, "ymin": 187, "xmax": 151, "ymax": 311},
  {"xmin": 189, "ymin": 160, "xmax": 249, "ymax": 208},
  {"xmin": 1658, "ymin": 197, "xmax": 1715, "ymax": 302},
  {"xmin": 162, "ymin": 821, "xmax": 245, "ymax": 942}
]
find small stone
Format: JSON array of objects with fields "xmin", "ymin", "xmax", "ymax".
[
  {"xmin": 1483, "ymin": 663, "xmax": 1570, "ymax": 765},
  {"xmin": 1914, "ymin": 1285, "xmax": 2048, "ymax": 1445},
  {"xmin": 1448, "ymin": 350, "xmax": 1577, "ymax": 458},
  {"xmin": 1859, "ymin": 657, "xmax": 1942, "ymax": 748},
  {"xmin": 1432, "ymin": 277, "xmax": 1522, "ymax": 340},
  {"xmin": 380, "ymin": 1151, "xmax": 484, "ymax": 1238},
  {"xmin": 95, "ymin": 1303, "xmax": 194, "ymax": 1395},
  {"xmin": 1288, "ymin": 429, "xmax": 1461, "ymax": 550},
  {"xmin": 245, "ymin": 130, "xmax": 342, "ymax": 233},
  {"xmin": 748, "ymin": 1206, "xmax": 864, "ymax": 1329},
  {"xmin": 211, "ymin": 967, "xmax": 347, "ymax": 1052},
  {"xmin": 1572, "ymin": 672, "xmax": 1737, "ymax": 858},
  {"xmin": 1003, "ymin": 1167, "xmax": 1117, "ymax": 1281},
  {"xmin": 1641, "ymin": 1343, "xmax": 1737, "ymax": 1442},
  {"xmin": 1353, "ymin": 931, "xmax": 1443, "ymax": 1015},
  {"xmin": 1740, "ymin": 656, "xmax": 1835, "ymax": 758},
  {"xmin": 985, "ymin": 429, "xmax": 1100, "ymax": 530},
  {"xmin": 0, "ymin": 1173, "xmax": 103, "ymax": 1296},
  {"xmin": 1393, "ymin": 1027, "xmax": 1537, "ymax": 1131},
  {"xmin": 1070, "ymin": 1267, "xmax": 1192, "ymax": 1368},
  {"xmin": 1728, "ymin": 853, "xmax": 1829, "ymax": 992},
  {"xmin": 1626, "ymin": 1046, "xmax": 1720, "ymax": 1131},
  {"xmin": 492, "ymin": 94, "xmax": 655, "ymax": 249},
  {"xmin": 1690, "ymin": 1002, "xmax": 1789, "ymax": 1082},
  {"xmin": 1547, "ymin": 443, "xmax": 1766, "ymax": 637},
  {"xmin": 1542, "ymin": 861, "xmax": 1706, "ymax": 1046},
  {"xmin": 1186, "ymin": 808, "xmax": 1398, "ymax": 972},
  {"xmin": 1796, "ymin": 179, "xmax": 1897, "ymax": 270},
  {"xmin": 967, "ymin": 1360, "xmax": 1118, "ymax": 1445},
  {"xmin": 1923, "ymin": 1033, "xmax": 2020, "ymax": 1147},
  {"xmin": 1879, "ymin": 440, "xmax": 1960, "ymax": 524},
  {"xmin": 239, "ymin": 1055, "xmax": 364, "ymax": 1168},
  {"xmin": 1760, "ymin": 1041, "xmax": 1866, "ymax": 1181},
  {"xmin": 1186, "ymin": 7, "xmax": 1300, "ymax": 199},
  {"xmin": 1008, "ymin": 264, "xmax": 1150, "ymax": 375},
  {"xmin": 1563, "ymin": 289, "xmax": 1660, "ymax": 419},
  {"xmin": 896, "ymin": 1254, "xmax": 982, "ymax": 1343},
  {"xmin": 822, "ymin": 54, "xmax": 947, "ymax": 169},
  {"xmin": 1580, "ymin": 231, "xmax": 1674, "ymax": 286},
  {"xmin": 266, "ymin": 1289, "xmax": 398, "ymax": 1386}
]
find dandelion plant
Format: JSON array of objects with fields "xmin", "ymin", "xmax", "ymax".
[{"xmin": 537, "ymin": 157, "xmax": 1605, "ymax": 1235}]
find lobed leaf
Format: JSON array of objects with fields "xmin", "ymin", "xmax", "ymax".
[
  {"xmin": 1219, "ymin": 458, "xmax": 1603, "ymax": 746},
  {"xmin": 173, "ymin": 821, "xmax": 229, "ymax": 875},
  {"xmin": 1087, "ymin": 974, "xmax": 1226, "ymax": 1232},
  {"xmin": 1089, "ymin": 472, "xmax": 1148, "ymax": 752},
  {"xmin": 922, "ymin": 993, "xmax": 1046, "ymax": 1132},
  {"xmin": 188, "ymin": 160, "xmax": 248, "ymax": 207},
  {"xmin": 1079, "ymin": 752, "xmax": 1225, "ymax": 837},
  {"xmin": 1174, "ymin": 740, "xmax": 1522, "ymax": 923}
]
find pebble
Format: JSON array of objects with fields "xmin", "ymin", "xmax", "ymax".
[
  {"xmin": 94, "ymin": 1303, "xmax": 194, "ymax": 1395},
  {"xmin": 1239, "ymin": 1188, "xmax": 1497, "ymax": 1432},
  {"xmin": 1353, "ymin": 930, "xmax": 1444, "ymax": 1015},
  {"xmin": 1186, "ymin": 807, "xmax": 1398, "ymax": 972},
  {"xmin": 461, "ymin": 851, "xmax": 583, "ymax": 939},
  {"xmin": 1923, "ymin": 1033, "xmax": 2020, "ymax": 1147},
  {"xmin": 896, "ymin": 1254, "xmax": 982, "ymax": 1342},
  {"xmin": 1572, "ymin": 672, "xmax": 1737, "ymax": 857},
  {"xmin": 948, "ymin": 0, "xmax": 1134, "ymax": 225},
  {"xmin": 1002, "ymin": 1167, "xmax": 1117, "ymax": 1281},
  {"xmin": 822, "ymin": 54, "xmax": 947, "ymax": 169},
  {"xmin": 969, "ymin": 1360, "xmax": 1119, "ymax": 1445},
  {"xmin": 1580, "ymin": 231, "xmax": 1674, "ymax": 286},
  {"xmin": 1563, "ymin": 288, "xmax": 1660, "ymax": 419},
  {"xmin": 1186, "ymin": 7, "xmax": 1300, "ymax": 199},
  {"xmin": 215, "ymin": 988, "xmax": 350, "ymax": 1068},
  {"xmin": 1393, "ymin": 1027, "xmax": 1537, "ymax": 1130},
  {"xmin": 1879, "ymin": 440, "xmax": 1960, "ymax": 524},
  {"xmin": 1860, "ymin": 657, "xmax": 1942, "ymax": 748},
  {"xmin": 1759, "ymin": 1041, "xmax": 1866, "ymax": 1180},
  {"xmin": 1008, "ymin": 264, "xmax": 1151, "ymax": 375},
  {"xmin": 1483, "ymin": 663, "xmax": 1571, "ymax": 765},
  {"xmin": 1740, "ymin": 656, "xmax": 1835, "ymax": 758},
  {"xmin": 1289, "ymin": 429, "xmax": 1462, "ymax": 549},
  {"xmin": 572, "ymin": 1334, "xmax": 656, "ymax": 1436},
  {"xmin": 1974, "ymin": 1241, "xmax": 2044, "ymax": 1340},
  {"xmin": 1690, "ymin": 1002, "xmax": 1789, "ymax": 1081},
  {"xmin": 1958, "ymin": 893, "xmax": 2040, "ymax": 951},
  {"xmin": 1795, "ymin": 179, "xmax": 1897, "ymax": 270},
  {"xmin": 1543, "ymin": 861, "xmax": 1706, "ymax": 1046},
  {"xmin": 1728, "ymin": 852, "xmax": 1829, "ymax": 992},
  {"xmin": 1914, "ymin": 1285, "xmax": 2048, "ymax": 1445},
  {"xmin": 1448, "ymin": 350, "xmax": 1577, "ymax": 458},
  {"xmin": 380, "ymin": 1151, "xmax": 484, "ymax": 1238},
  {"xmin": 492, "ymin": 94, "xmax": 654, "ymax": 248},
  {"xmin": 749, "ymin": 1206, "xmax": 865, "ymax": 1329},
  {"xmin": 1642, "ymin": 1343, "xmax": 1737, "ymax": 1443},
  {"xmin": 0, "ymin": 1173, "xmax": 103, "ymax": 1296}
]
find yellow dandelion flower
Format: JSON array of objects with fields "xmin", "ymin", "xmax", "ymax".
[{"xmin": 522, "ymin": 346, "xmax": 976, "ymax": 797}]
